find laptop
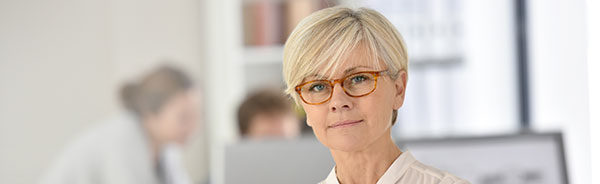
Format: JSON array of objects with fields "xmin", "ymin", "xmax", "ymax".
[{"xmin": 224, "ymin": 137, "xmax": 334, "ymax": 184}]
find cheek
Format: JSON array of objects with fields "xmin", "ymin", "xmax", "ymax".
[
  {"xmin": 157, "ymin": 113, "xmax": 178, "ymax": 135},
  {"xmin": 303, "ymin": 105, "xmax": 327, "ymax": 128},
  {"xmin": 159, "ymin": 109, "xmax": 188, "ymax": 139},
  {"xmin": 304, "ymin": 105, "xmax": 336, "ymax": 143},
  {"xmin": 362, "ymin": 87, "xmax": 395, "ymax": 126}
]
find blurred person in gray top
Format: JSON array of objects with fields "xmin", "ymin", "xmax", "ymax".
[{"xmin": 40, "ymin": 65, "xmax": 200, "ymax": 184}]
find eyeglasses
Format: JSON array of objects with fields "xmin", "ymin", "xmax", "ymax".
[{"xmin": 295, "ymin": 70, "xmax": 389, "ymax": 105}]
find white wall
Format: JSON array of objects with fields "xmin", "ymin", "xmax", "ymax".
[
  {"xmin": 451, "ymin": 0, "xmax": 520, "ymax": 134},
  {"xmin": 588, "ymin": 0, "xmax": 600, "ymax": 183},
  {"xmin": 0, "ymin": 0, "xmax": 207, "ymax": 183},
  {"xmin": 528, "ymin": 0, "xmax": 590, "ymax": 184},
  {"xmin": 199, "ymin": 0, "xmax": 245, "ymax": 183}
]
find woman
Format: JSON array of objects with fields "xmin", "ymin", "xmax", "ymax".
[
  {"xmin": 41, "ymin": 65, "xmax": 198, "ymax": 184},
  {"xmin": 282, "ymin": 7, "xmax": 469, "ymax": 184}
]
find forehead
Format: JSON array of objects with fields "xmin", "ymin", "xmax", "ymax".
[{"xmin": 310, "ymin": 44, "xmax": 386, "ymax": 79}]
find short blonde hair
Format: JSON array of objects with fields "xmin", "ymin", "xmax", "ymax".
[{"xmin": 283, "ymin": 6, "xmax": 409, "ymax": 104}]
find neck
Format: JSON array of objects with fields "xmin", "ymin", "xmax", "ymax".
[
  {"xmin": 141, "ymin": 119, "xmax": 164, "ymax": 165},
  {"xmin": 149, "ymin": 138, "xmax": 163, "ymax": 164},
  {"xmin": 330, "ymin": 129, "xmax": 402, "ymax": 184}
]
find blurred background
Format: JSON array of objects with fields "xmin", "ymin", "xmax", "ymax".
[{"xmin": 0, "ymin": 0, "xmax": 597, "ymax": 184}]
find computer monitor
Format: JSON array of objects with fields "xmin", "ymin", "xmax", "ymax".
[{"xmin": 399, "ymin": 132, "xmax": 568, "ymax": 184}]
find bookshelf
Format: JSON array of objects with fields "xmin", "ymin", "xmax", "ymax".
[{"xmin": 240, "ymin": 0, "xmax": 339, "ymax": 93}]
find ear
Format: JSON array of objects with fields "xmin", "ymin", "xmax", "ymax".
[{"xmin": 392, "ymin": 70, "xmax": 408, "ymax": 110}]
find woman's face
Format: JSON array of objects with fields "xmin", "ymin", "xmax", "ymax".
[
  {"xmin": 300, "ymin": 45, "xmax": 407, "ymax": 152},
  {"xmin": 147, "ymin": 90, "xmax": 201, "ymax": 145}
]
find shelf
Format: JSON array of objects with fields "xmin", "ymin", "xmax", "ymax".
[
  {"xmin": 410, "ymin": 56, "xmax": 463, "ymax": 68},
  {"xmin": 243, "ymin": 45, "xmax": 462, "ymax": 68},
  {"xmin": 243, "ymin": 45, "xmax": 284, "ymax": 64}
]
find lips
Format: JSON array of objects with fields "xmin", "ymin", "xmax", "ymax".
[{"xmin": 328, "ymin": 120, "xmax": 363, "ymax": 128}]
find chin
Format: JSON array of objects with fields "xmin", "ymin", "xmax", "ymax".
[{"xmin": 324, "ymin": 134, "xmax": 369, "ymax": 152}]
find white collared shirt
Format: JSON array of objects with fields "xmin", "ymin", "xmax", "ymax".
[{"xmin": 320, "ymin": 151, "xmax": 470, "ymax": 184}]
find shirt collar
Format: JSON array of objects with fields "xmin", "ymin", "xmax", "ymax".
[
  {"xmin": 323, "ymin": 151, "xmax": 417, "ymax": 184},
  {"xmin": 324, "ymin": 165, "xmax": 339, "ymax": 184}
]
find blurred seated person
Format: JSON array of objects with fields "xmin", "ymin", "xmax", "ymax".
[
  {"xmin": 40, "ymin": 65, "xmax": 200, "ymax": 184},
  {"xmin": 237, "ymin": 88, "xmax": 302, "ymax": 139}
]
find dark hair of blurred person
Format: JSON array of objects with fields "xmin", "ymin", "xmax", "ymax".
[
  {"xmin": 40, "ymin": 64, "xmax": 199, "ymax": 184},
  {"xmin": 237, "ymin": 88, "xmax": 301, "ymax": 139}
]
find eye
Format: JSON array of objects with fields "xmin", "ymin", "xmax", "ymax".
[
  {"xmin": 350, "ymin": 75, "xmax": 370, "ymax": 84},
  {"xmin": 309, "ymin": 83, "xmax": 326, "ymax": 92}
]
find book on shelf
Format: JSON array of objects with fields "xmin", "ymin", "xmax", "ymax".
[{"xmin": 243, "ymin": 0, "xmax": 336, "ymax": 46}]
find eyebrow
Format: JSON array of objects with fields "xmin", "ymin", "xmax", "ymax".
[
  {"xmin": 303, "ymin": 65, "xmax": 375, "ymax": 81},
  {"xmin": 343, "ymin": 65, "xmax": 373, "ymax": 74}
]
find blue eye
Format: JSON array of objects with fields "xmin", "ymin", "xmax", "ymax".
[
  {"xmin": 309, "ymin": 83, "xmax": 326, "ymax": 92},
  {"xmin": 351, "ymin": 75, "xmax": 368, "ymax": 83}
]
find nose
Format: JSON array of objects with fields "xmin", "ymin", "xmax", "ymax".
[{"xmin": 329, "ymin": 83, "xmax": 353, "ymax": 112}]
